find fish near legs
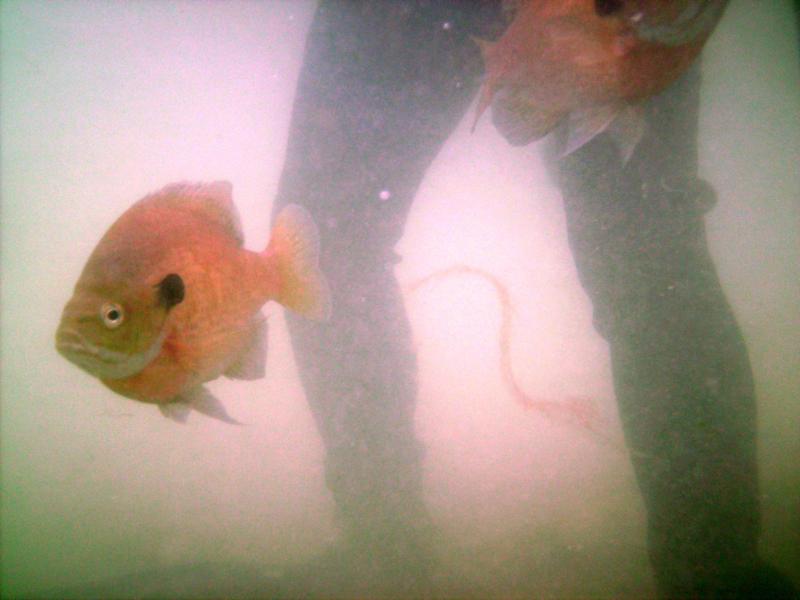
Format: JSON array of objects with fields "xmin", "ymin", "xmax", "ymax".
[
  {"xmin": 549, "ymin": 65, "xmax": 795, "ymax": 597},
  {"xmin": 151, "ymin": 203, "xmax": 331, "ymax": 424},
  {"xmin": 271, "ymin": 1, "xmax": 506, "ymax": 596},
  {"xmin": 57, "ymin": 181, "xmax": 330, "ymax": 424}
]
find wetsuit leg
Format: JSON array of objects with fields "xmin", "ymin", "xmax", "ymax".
[
  {"xmin": 551, "ymin": 67, "xmax": 795, "ymax": 598},
  {"xmin": 271, "ymin": 1, "xmax": 504, "ymax": 595}
]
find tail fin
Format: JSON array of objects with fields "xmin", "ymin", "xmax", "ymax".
[{"xmin": 265, "ymin": 204, "xmax": 332, "ymax": 321}]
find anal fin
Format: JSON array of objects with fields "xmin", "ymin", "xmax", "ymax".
[
  {"xmin": 561, "ymin": 103, "xmax": 620, "ymax": 158},
  {"xmin": 159, "ymin": 402, "xmax": 191, "ymax": 423},
  {"xmin": 158, "ymin": 387, "xmax": 243, "ymax": 425}
]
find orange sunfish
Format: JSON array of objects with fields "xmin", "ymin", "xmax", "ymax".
[
  {"xmin": 55, "ymin": 181, "xmax": 331, "ymax": 423},
  {"xmin": 472, "ymin": 0, "xmax": 727, "ymax": 161}
]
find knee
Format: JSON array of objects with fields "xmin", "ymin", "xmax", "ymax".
[{"xmin": 566, "ymin": 178, "xmax": 720, "ymax": 340}]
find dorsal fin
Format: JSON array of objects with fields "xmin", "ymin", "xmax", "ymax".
[
  {"xmin": 471, "ymin": 37, "xmax": 499, "ymax": 132},
  {"xmin": 142, "ymin": 181, "xmax": 244, "ymax": 245}
]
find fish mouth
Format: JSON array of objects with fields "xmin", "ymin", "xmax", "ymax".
[{"xmin": 55, "ymin": 328, "xmax": 163, "ymax": 380}]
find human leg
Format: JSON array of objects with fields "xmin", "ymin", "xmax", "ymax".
[
  {"xmin": 271, "ymin": 1, "xmax": 504, "ymax": 595},
  {"xmin": 552, "ymin": 67, "xmax": 793, "ymax": 597}
]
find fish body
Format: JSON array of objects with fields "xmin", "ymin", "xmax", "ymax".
[
  {"xmin": 473, "ymin": 0, "xmax": 727, "ymax": 159},
  {"xmin": 55, "ymin": 182, "xmax": 330, "ymax": 422}
]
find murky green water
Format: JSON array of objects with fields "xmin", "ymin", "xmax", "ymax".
[{"xmin": 2, "ymin": 1, "xmax": 797, "ymax": 598}]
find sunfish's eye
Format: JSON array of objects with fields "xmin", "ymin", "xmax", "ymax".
[{"xmin": 101, "ymin": 302, "xmax": 125, "ymax": 329}]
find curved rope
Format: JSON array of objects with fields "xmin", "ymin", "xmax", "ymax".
[{"xmin": 405, "ymin": 264, "xmax": 627, "ymax": 453}]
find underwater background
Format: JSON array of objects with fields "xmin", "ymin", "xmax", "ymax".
[{"xmin": 1, "ymin": 1, "xmax": 798, "ymax": 598}]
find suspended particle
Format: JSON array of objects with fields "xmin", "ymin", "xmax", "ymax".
[{"xmin": 379, "ymin": 189, "xmax": 391, "ymax": 201}]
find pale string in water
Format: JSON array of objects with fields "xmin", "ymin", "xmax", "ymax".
[{"xmin": 405, "ymin": 264, "xmax": 630, "ymax": 455}]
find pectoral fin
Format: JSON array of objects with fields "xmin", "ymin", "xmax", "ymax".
[
  {"xmin": 561, "ymin": 103, "xmax": 645, "ymax": 164},
  {"xmin": 224, "ymin": 315, "xmax": 267, "ymax": 381},
  {"xmin": 561, "ymin": 103, "xmax": 620, "ymax": 158},
  {"xmin": 606, "ymin": 103, "xmax": 645, "ymax": 165}
]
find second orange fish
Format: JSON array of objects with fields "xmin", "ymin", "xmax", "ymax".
[{"xmin": 473, "ymin": 0, "xmax": 728, "ymax": 160}]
